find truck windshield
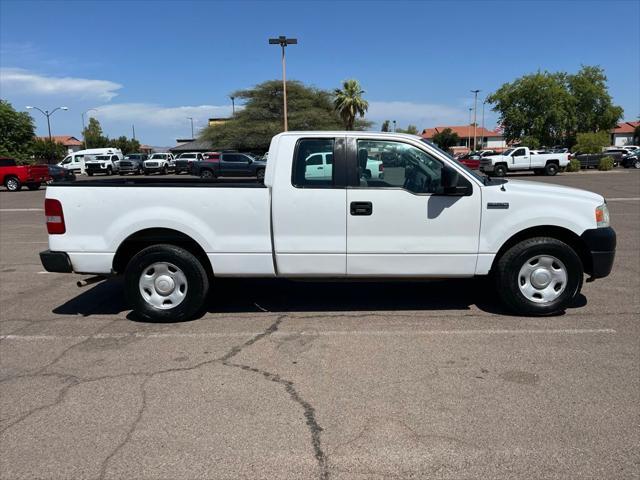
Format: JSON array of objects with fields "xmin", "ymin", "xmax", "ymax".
[{"xmin": 502, "ymin": 148, "xmax": 514, "ymax": 156}]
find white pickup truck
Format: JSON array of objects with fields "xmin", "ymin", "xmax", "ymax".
[
  {"xmin": 40, "ymin": 132, "xmax": 615, "ymax": 321},
  {"xmin": 480, "ymin": 146, "xmax": 570, "ymax": 176}
]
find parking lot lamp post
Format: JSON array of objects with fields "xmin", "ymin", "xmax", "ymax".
[
  {"xmin": 26, "ymin": 105, "xmax": 68, "ymax": 164},
  {"xmin": 187, "ymin": 117, "xmax": 194, "ymax": 139},
  {"xmin": 471, "ymin": 89, "xmax": 480, "ymax": 151},
  {"xmin": 82, "ymin": 108, "xmax": 98, "ymax": 149},
  {"xmin": 269, "ymin": 36, "xmax": 297, "ymax": 132},
  {"xmin": 230, "ymin": 96, "xmax": 235, "ymax": 117},
  {"xmin": 468, "ymin": 108, "xmax": 472, "ymax": 149},
  {"xmin": 392, "ymin": 120, "xmax": 396, "ymax": 133},
  {"xmin": 481, "ymin": 99, "xmax": 487, "ymax": 149}
]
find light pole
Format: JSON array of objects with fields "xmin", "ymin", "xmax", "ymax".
[
  {"xmin": 392, "ymin": 120, "xmax": 396, "ymax": 132},
  {"xmin": 468, "ymin": 107, "xmax": 472, "ymax": 150},
  {"xmin": 481, "ymin": 98, "xmax": 487, "ymax": 149},
  {"xmin": 82, "ymin": 108, "xmax": 97, "ymax": 149},
  {"xmin": 26, "ymin": 105, "xmax": 68, "ymax": 164},
  {"xmin": 230, "ymin": 96, "xmax": 235, "ymax": 117},
  {"xmin": 187, "ymin": 117, "xmax": 194, "ymax": 139},
  {"xmin": 269, "ymin": 35, "xmax": 298, "ymax": 132},
  {"xmin": 471, "ymin": 89, "xmax": 480, "ymax": 151}
]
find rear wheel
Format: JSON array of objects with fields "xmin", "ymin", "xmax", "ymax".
[
  {"xmin": 124, "ymin": 244, "xmax": 209, "ymax": 322},
  {"xmin": 494, "ymin": 237, "xmax": 583, "ymax": 316},
  {"xmin": 545, "ymin": 162, "xmax": 559, "ymax": 176},
  {"xmin": 4, "ymin": 176, "xmax": 21, "ymax": 192}
]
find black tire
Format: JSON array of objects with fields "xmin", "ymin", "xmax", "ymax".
[
  {"xmin": 494, "ymin": 237, "xmax": 583, "ymax": 316},
  {"xmin": 494, "ymin": 164, "xmax": 507, "ymax": 177},
  {"xmin": 87, "ymin": 171, "xmax": 94, "ymax": 177},
  {"xmin": 5, "ymin": 176, "xmax": 21, "ymax": 192},
  {"xmin": 200, "ymin": 169, "xmax": 215, "ymax": 180},
  {"xmin": 144, "ymin": 169, "xmax": 150, "ymax": 176},
  {"xmin": 634, "ymin": 159, "xmax": 640, "ymax": 169},
  {"xmin": 27, "ymin": 183, "xmax": 40, "ymax": 191},
  {"xmin": 124, "ymin": 244, "xmax": 210, "ymax": 322},
  {"xmin": 545, "ymin": 162, "xmax": 559, "ymax": 176},
  {"xmin": 136, "ymin": 168, "xmax": 142, "ymax": 175},
  {"xmin": 161, "ymin": 166, "xmax": 168, "ymax": 175},
  {"xmin": 256, "ymin": 169, "xmax": 265, "ymax": 182},
  {"xmin": 106, "ymin": 167, "xmax": 113, "ymax": 176}
]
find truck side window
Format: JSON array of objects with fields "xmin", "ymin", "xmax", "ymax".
[
  {"xmin": 513, "ymin": 149, "xmax": 525, "ymax": 156},
  {"xmin": 355, "ymin": 140, "xmax": 444, "ymax": 194},
  {"xmin": 293, "ymin": 139, "xmax": 335, "ymax": 188}
]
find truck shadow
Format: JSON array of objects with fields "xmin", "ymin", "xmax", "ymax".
[{"xmin": 52, "ymin": 276, "xmax": 587, "ymax": 320}]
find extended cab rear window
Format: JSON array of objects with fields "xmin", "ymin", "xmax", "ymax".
[{"xmin": 292, "ymin": 138, "xmax": 335, "ymax": 188}]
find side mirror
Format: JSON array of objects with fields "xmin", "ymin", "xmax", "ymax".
[{"xmin": 441, "ymin": 167, "xmax": 472, "ymax": 195}]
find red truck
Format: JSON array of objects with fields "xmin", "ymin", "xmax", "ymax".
[{"xmin": 0, "ymin": 157, "xmax": 50, "ymax": 192}]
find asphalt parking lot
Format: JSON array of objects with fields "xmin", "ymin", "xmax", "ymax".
[{"xmin": 1, "ymin": 170, "xmax": 638, "ymax": 479}]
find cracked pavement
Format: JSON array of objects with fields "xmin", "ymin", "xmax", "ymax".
[{"xmin": 1, "ymin": 171, "xmax": 639, "ymax": 479}]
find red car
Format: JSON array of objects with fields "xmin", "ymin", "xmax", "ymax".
[
  {"xmin": 0, "ymin": 157, "xmax": 50, "ymax": 192},
  {"xmin": 456, "ymin": 153, "xmax": 480, "ymax": 170}
]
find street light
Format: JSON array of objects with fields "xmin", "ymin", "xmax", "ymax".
[
  {"xmin": 392, "ymin": 120, "xmax": 396, "ymax": 133},
  {"xmin": 468, "ymin": 107, "xmax": 472, "ymax": 149},
  {"xmin": 230, "ymin": 96, "xmax": 235, "ymax": 117},
  {"xmin": 268, "ymin": 35, "xmax": 297, "ymax": 132},
  {"xmin": 187, "ymin": 117, "xmax": 194, "ymax": 139},
  {"xmin": 470, "ymin": 89, "xmax": 481, "ymax": 151},
  {"xmin": 26, "ymin": 105, "xmax": 69, "ymax": 164},
  {"xmin": 481, "ymin": 98, "xmax": 487, "ymax": 149},
  {"xmin": 82, "ymin": 108, "xmax": 98, "ymax": 148}
]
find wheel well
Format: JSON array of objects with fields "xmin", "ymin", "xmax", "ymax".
[
  {"xmin": 491, "ymin": 226, "xmax": 592, "ymax": 275},
  {"xmin": 112, "ymin": 228, "xmax": 212, "ymax": 277},
  {"xmin": 4, "ymin": 175, "xmax": 18, "ymax": 183},
  {"xmin": 546, "ymin": 159, "xmax": 559, "ymax": 165}
]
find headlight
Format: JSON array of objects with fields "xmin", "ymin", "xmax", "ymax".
[{"xmin": 595, "ymin": 203, "xmax": 610, "ymax": 228}]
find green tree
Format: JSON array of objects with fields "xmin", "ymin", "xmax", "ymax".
[
  {"xmin": 109, "ymin": 136, "xmax": 140, "ymax": 154},
  {"xmin": 487, "ymin": 71, "xmax": 573, "ymax": 146},
  {"xmin": 633, "ymin": 125, "xmax": 640, "ymax": 145},
  {"xmin": 82, "ymin": 117, "xmax": 108, "ymax": 148},
  {"xmin": 0, "ymin": 100, "xmax": 35, "ymax": 160},
  {"xmin": 431, "ymin": 128, "xmax": 461, "ymax": 150},
  {"xmin": 573, "ymin": 131, "xmax": 610, "ymax": 154},
  {"xmin": 202, "ymin": 80, "xmax": 348, "ymax": 151},
  {"xmin": 520, "ymin": 135, "xmax": 541, "ymax": 149},
  {"xmin": 333, "ymin": 79, "xmax": 369, "ymax": 130},
  {"xmin": 397, "ymin": 124, "xmax": 418, "ymax": 135},
  {"xmin": 31, "ymin": 138, "xmax": 67, "ymax": 162},
  {"xmin": 381, "ymin": 120, "xmax": 390, "ymax": 132},
  {"xmin": 567, "ymin": 65, "xmax": 623, "ymax": 136}
]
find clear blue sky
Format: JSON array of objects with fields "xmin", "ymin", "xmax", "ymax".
[{"xmin": 1, "ymin": 0, "xmax": 638, "ymax": 146}]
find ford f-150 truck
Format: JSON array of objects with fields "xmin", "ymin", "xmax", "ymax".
[
  {"xmin": 480, "ymin": 146, "xmax": 570, "ymax": 176},
  {"xmin": 40, "ymin": 132, "xmax": 615, "ymax": 322}
]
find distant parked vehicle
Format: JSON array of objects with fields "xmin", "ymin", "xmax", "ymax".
[
  {"xmin": 621, "ymin": 149, "xmax": 640, "ymax": 169},
  {"xmin": 192, "ymin": 152, "xmax": 269, "ymax": 181},
  {"xmin": 86, "ymin": 153, "xmax": 123, "ymax": 176},
  {"xmin": 119, "ymin": 153, "xmax": 148, "ymax": 175},
  {"xmin": 58, "ymin": 148, "xmax": 121, "ymax": 175},
  {"xmin": 0, "ymin": 157, "xmax": 50, "ymax": 191},
  {"xmin": 572, "ymin": 152, "xmax": 620, "ymax": 169},
  {"xmin": 48, "ymin": 164, "xmax": 76, "ymax": 182},
  {"xmin": 174, "ymin": 152, "xmax": 204, "ymax": 174},
  {"xmin": 143, "ymin": 153, "xmax": 174, "ymax": 175},
  {"xmin": 480, "ymin": 147, "xmax": 570, "ymax": 176}
]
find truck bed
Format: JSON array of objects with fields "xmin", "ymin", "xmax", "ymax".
[{"xmin": 53, "ymin": 177, "xmax": 266, "ymax": 188}]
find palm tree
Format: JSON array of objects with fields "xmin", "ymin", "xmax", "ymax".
[{"xmin": 333, "ymin": 79, "xmax": 369, "ymax": 130}]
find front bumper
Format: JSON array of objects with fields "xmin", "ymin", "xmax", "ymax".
[
  {"xmin": 39, "ymin": 250, "xmax": 72, "ymax": 273},
  {"xmin": 581, "ymin": 227, "xmax": 616, "ymax": 279}
]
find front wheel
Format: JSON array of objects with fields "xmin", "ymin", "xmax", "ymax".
[
  {"xmin": 5, "ymin": 176, "xmax": 21, "ymax": 192},
  {"xmin": 256, "ymin": 169, "xmax": 265, "ymax": 182},
  {"xmin": 106, "ymin": 167, "xmax": 113, "ymax": 176},
  {"xmin": 494, "ymin": 164, "xmax": 507, "ymax": 177},
  {"xmin": 144, "ymin": 169, "xmax": 150, "ymax": 176},
  {"xmin": 200, "ymin": 169, "xmax": 215, "ymax": 180},
  {"xmin": 162, "ymin": 166, "xmax": 168, "ymax": 175},
  {"xmin": 494, "ymin": 237, "xmax": 583, "ymax": 316},
  {"xmin": 124, "ymin": 244, "xmax": 210, "ymax": 322},
  {"xmin": 634, "ymin": 159, "xmax": 640, "ymax": 169}
]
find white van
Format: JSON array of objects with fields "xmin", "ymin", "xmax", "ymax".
[{"xmin": 58, "ymin": 148, "xmax": 122, "ymax": 175}]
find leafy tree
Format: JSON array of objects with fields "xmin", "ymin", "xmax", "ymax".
[
  {"xmin": 573, "ymin": 131, "xmax": 610, "ymax": 154},
  {"xmin": 333, "ymin": 79, "xmax": 369, "ymax": 130},
  {"xmin": 431, "ymin": 128, "xmax": 460, "ymax": 150},
  {"xmin": 397, "ymin": 124, "xmax": 418, "ymax": 135},
  {"xmin": 82, "ymin": 117, "xmax": 109, "ymax": 148},
  {"xmin": 0, "ymin": 100, "xmax": 35, "ymax": 160},
  {"xmin": 109, "ymin": 136, "xmax": 141, "ymax": 154},
  {"xmin": 202, "ymin": 80, "xmax": 347, "ymax": 152},
  {"xmin": 567, "ymin": 66, "xmax": 623, "ymax": 136},
  {"xmin": 381, "ymin": 120, "xmax": 390, "ymax": 132},
  {"xmin": 633, "ymin": 125, "xmax": 640, "ymax": 145},
  {"xmin": 31, "ymin": 138, "xmax": 67, "ymax": 162},
  {"xmin": 520, "ymin": 135, "xmax": 541, "ymax": 149}
]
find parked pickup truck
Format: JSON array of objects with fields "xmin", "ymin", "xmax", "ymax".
[
  {"xmin": 0, "ymin": 157, "xmax": 50, "ymax": 191},
  {"xmin": 86, "ymin": 152, "xmax": 123, "ymax": 176},
  {"xmin": 192, "ymin": 152, "xmax": 268, "ymax": 181},
  {"xmin": 174, "ymin": 152, "xmax": 204, "ymax": 174},
  {"xmin": 480, "ymin": 147, "xmax": 570, "ymax": 176},
  {"xmin": 40, "ymin": 132, "xmax": 616, "ymax": 322}
]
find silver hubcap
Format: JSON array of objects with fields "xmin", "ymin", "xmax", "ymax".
[
  {"xmin": 139, "ymin": 262, "xmax": 188, "ymax": 309},
  {"xmin": 7, "ymin": 179, "xmax": 18, "ymax": 190},
  {"xmin": 518, "ymin": 255, "xmax": 567, "ymax": 303}
]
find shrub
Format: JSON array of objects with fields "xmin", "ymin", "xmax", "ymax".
[
  {"xmin": 565, "ymin": 158, "xmax": 581, "ymax": 172},
  {"xmin": 573, "ymin": 131, "xmax": 610, "ymax": 154},
  {"xmin": 598, "ymin": 156, "xmax": 614, "ymax": 171}
]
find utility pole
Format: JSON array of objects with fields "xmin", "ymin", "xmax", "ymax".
[
  {"xmin": 471, "ymin": 89, "xmax": 480, "ymax": 151},
  {"xmin": 269, "ymin": 35, "xmax": 298, "ymax": 132},
  {"xmin": 468, "ymin": 108, "xmax": 472, "ymax": 149},
  {"xmin": 393, "ymin": 120, "xmax": 397, "ymax": 132},
  {"xmin": 132, "ymin": 124, "xmax": 136, "ymax": 140},
  {"xmin": 481, "ymin": 98, "xmax": 487, "ymax": 149},
  {"xmin": 230, "ymin": 96, "xmax": 235, "ymax": 116}
]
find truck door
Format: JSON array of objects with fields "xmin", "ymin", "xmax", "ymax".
[
  {"xmin": 271, "ymin": 136, "xmax": 347, "ymax": 276},
  {"xmin": 345, "ymin": 138, "xmax": 481, "ymax": 276},
  {"xmin": 511, "ymin": 148, "xmax": 529, "ymax": 169},
  {"xmin": 220, "ymin": 153, "xmax": 249, "ymax": 176}
]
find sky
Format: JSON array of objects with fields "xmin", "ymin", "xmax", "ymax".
[{"xmin": 1, "ymin": 0, "xmax": 638, "ymax": 147}]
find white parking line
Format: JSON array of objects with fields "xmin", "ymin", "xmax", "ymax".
[
  {"xmin": 0, "ymin": 328, "xmax": 616, "ymax": 341},
  {"xmin": 607, "ymin": 197, "xmax": 640, "ymax": 201},
  {"xmin": 0, "ymin": 208, "xmax": 43, "ymax": 212}
]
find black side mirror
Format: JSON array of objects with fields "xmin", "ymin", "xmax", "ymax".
[{"xmin": 441, "ymin": 167, "xmax": 472, "ymax": 195}]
